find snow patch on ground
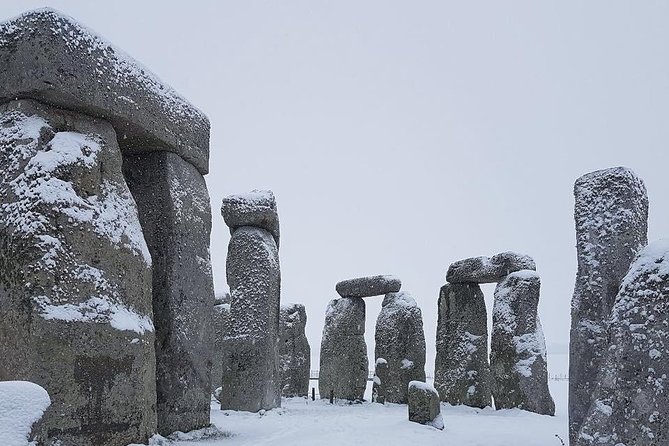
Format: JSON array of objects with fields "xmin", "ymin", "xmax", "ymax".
[{"xmin": 0, "ymin": 381, "xmax": 50, "ymax": 446}]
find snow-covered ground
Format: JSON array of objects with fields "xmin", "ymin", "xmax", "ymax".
[{"xmin": 160, "ymin": 354, "xmax": 569, "ymax": 446}]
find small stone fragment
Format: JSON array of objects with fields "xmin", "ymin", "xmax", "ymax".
[
  {"xmin": 446, "ymin": 252, "xmax": 536, "ymax": 284},
  {"xmin": 279, "ymin": 303, "xmax": 311, "ymax": 397},
  {"xmin": 490, "ymin": 270, "xmax": 554, "ymax": 415},
  {"xmin": 374, "ymin": 291, "xmax": 426, "ymax": 403},
  {"xmin": 318, "ymin": 298, "xmax": 368, "ymax": 401},
  {"xmin": 434, "ymin": 283, "xmax": 492, "ymax": 408},
  {"xmin": 335, "ymin": 275, "xmax": 401, "ymax": 298},
  {"xmin": 407, "ymin": 381, "xmax": 444, "ymax": 430}
]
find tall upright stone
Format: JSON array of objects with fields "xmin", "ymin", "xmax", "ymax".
[
  {"xmin": 569, "ymin": 167, "xmax": 648, "ymax": 441},
  {"xmin": 211, "ymin": 292, "xmax": 232, "ymax": 393},
  {"xmin": 123, "ymin": 151, "xmax": 214, "ymax": 434},
  {"xmin": 220, "ymin": 191, "xmax": 281, "ymax": 412},
  {"xmin": 374, "ymin": 291, "xmax": 426, "ymax": 403},
  {"xmin": 490, "ymin": 270, "xmax": 554, "ymax": 415},
  {"xmin": 319, "ymin": 298, "xmax": 368, "ymax": 401},
  {"xmin": 0, "ymin": 99, "xmax": 156, "ymax": 446},
  {"xmin": 575, "ymin": 241, "xmax": 669, "ymax": 446},
  {"xmin": 279, "ymin": 303, "xmax": 311, "ymax": 397},
  {"xmin": 434, "ymin": 283, "xmax": 491, "ymax": 408}
]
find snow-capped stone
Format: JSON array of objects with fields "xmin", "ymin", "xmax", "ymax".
[
  {"xmin": 319, "ymin": 298, "xmax": 368, "ymax": 401},
  {"xmin": 374, "ymin": 292, "xmax": 427, "ymax": 403},
  {"xmin": 372, "ymin": 358, "xmax": 389, "ymax": 404},
  {"xmin": 575, "ymin": 240, "xmax": 669, "ymax": 446},
  {"xmin": 124, "ymin": 150, "xmax": 214, "ymax": 435},
  {"xmin": 0, "ymin": 99, "xmax": 156, "ymax": 445},
  {"xmin": 335, "ymin": 275, "xmax": 402, "ymax": 298},
  {"xmin": 490, "ymin": 270, "xmax": 554, "ymax": 415},
  {"xmin": 220, "ymin": 226, "xmax": 281, "ymax": 412},
  {"xmin": 279, "ymin": 303, "xmax": 311, "ymax": 397},
  {"xmin": 446, "ymin": 252, "xmax": 536, "ymax": 284},
  {"xmin": 434, "ymin": 283, "xmax": 492, "ymax": 408},
  {"xmin": 0, "ymin": 8, "xmax": 210, "ymax": 174},
  {"xmin": 407, "ymin": 381, "xmax": 444, "ymax": 430},
  {"xmin": 221, "ymin": 190, "xmax": 280, "ymax": 247},
  {"xmin": 569, "ymin": 166, "xmax": 648, "ymax": 443},
  {"xmin": 211, "ymin": 299, "xmax": 232, "ymax": 393},
  {"xmin": 0, "ymin": 381, "xmax": 51, "ymax": 446}
]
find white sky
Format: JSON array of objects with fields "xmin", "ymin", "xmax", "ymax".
[{"xmin": 2, "ymin": 1, "xmax": 668, "ymax": 375}]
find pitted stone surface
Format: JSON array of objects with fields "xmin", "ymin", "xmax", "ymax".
[
  {"xmin": 0, "ymin": 8, "xmax": 210, "ymax": 173},
  {"xmin": 221, "ymin": 190, "xmax": 280, "ymax": 247},
  {"xmin": 335, "ymin": 275, "xmax": 401, "ymax": 298},
  {"xmin": 491, "ymin": 271, "xmax": 554, "ymax": 415},
  {"xmin": 0, "ymin": 99, "xmax": 156, "ymax": 446},
  {"xmin": 212, "ymin": 296, "xmax": 232, "ymax": 393},
  {"xmin": 279, "ymin": 303, "xmax": 310, "ymax": 397},
  {"xmin": 372, "ymin": 358, "xmax": 388, "ymax": 404},
  {"xmin": 220, "ymin": 226, "xmax": 281, "ymax": 412},
  {"xmin": 374, "ymin": 292, "xmax": 426, "ymax": 403},
  {"xmin": 575, "ymin": 241, "xmax": 669, "ymax": 446},
  {"xmin": 446, "ymin": 252, "xmax": 536, "ymax": 284},
  {"xmin": 434, "ymin": 283, "xmax": 492, "ymax": 408},
  {"xmin": 569, "ymin": 167, "xmax": 648, "ymax": 443},
  {"xmin": 408, "ymin": 381, "xmax": 444, "ymax": 430},
  {"xmin": 319, "ymin": 298, "xmax": 368, "ymax": 401},
  {"xmin": 123, "ymin": 151, "xmax": 214, "ymax": 435}
]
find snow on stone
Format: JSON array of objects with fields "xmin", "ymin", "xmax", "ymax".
[
  {"xmin": 409, "ymin": 380, "xmax": 439, "ymax": 396},
  {"xmin": 0, "ymin": 381, "xmax": 50, "ymax": 446}
]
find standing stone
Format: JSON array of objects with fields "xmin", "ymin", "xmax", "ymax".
[
  {"xmin": 575, "ymin": 241, "xmax": 669, "ymax": 445},
  {"xmin": 123, "ymin": 151, "xmax": 214, "ymax": 435},
  {"xmin": 0, "ymin": 99, "xmax": 156, "ymax": 446},
  {"xmin": 335, "ymin": 275, "xmax": 402, "ymax": 298},
  {"xmin": 490, "ymin": 270, "xmax": 554, "ymax": 415},
  {"xmin": 319, "ymin": 298, "xmax": 368, "ymax": 401},
  {"xmin": 374, "ymin": 291, "xmax": 426, "ymax": 403},
  {"xmin": 372, "ymin": 358, "xmax": 388, "ymax": 404},
  {"xmin": 211, "ymin": 292, "xmax": 232, "ymax": 393},
  {"xmin": 446, "ymin": 252, "xmax": 536, "ymax": 284},
  {"xmin": 220, "ymin": 192, "xmax": 281, "ymax": 412},
  {"xmin": 569, "ymin": 167, "xmax": 648, "ymax": 442},
  {"xmin": 434, "ymin": 283, "xmax": 492, "ymax": 408},
  {"xmin": 279, "ymin": 303, "xmax": 311, "ymax": 397},
  {"xmin": 407, "ymin": 381, "xmax": 444, "ymax": 430}
]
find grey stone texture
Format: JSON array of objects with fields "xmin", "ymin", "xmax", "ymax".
[
  {"xmin": 319, "ymin": 297, "xmax": 368, "ymax": 401},
  {"xmin": 407, "ymin": 381, "xmax": 444, "ymax": 430},
  {"xmin": 279, "ymin": 303, "xmax": 310, "ymax": 397},
  {"xmin": 0, "ymin": 8, "xmax": 210, "ymax": 174},
  {"xmin": 211, "ymin": 296, "xmax": 232, "ymax": 393},
  {"xmin": 123, "ymin": 151, "xmax": 214, "ymax": 435},
  {"xmin": 335, "ymin": 275, "xmax": 402, "ymax": 298},
  {"xmin": 575, "ymin": 241, "xmax": 669, "ymax": 446},
  {"xmin": 374, "ymin": 292, "xmax": 427, "ymax": 403},
  {"xmin": 0, "ymin": 99, "xmax": 156, "ymax": 446},
  {"xmin": 490, "ymin": 270, "xmax": 554, "ymax": 415},
  {"xmin": 434, "ymin": 283, "xmax": 492, "ymax": 408},
  {"xmin": 569, "ymin": 167, "xmax": 648, "ymax": 442},
  {"xmin": 220, "ymin": 224, "xmax": 281, "ymax": 412},
  {"xmin": 446, "ymin": 252, "xmax": 536, "ymax": 284},
  {"xmin": 372, "ymin": 358, "xmax": 388, "ymax": 404},
  {"xmin": 221, "ymin": 190, "xmax": 280, "ymax": 247}
]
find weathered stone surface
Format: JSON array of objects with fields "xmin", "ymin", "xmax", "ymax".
[
  {"xmin": 434, "ymin": 283, "xmax": 492, "ymax": 408},
  {"xmin": 123, "ymin": 151, "xmax": 214, "ymax": 435},
  {"xmin": 446, "ymin": 252, "xmax": 536, "ymax": 284},
  {"xmin": 0, "ymin": 99, "xmax": 156, "ymax": 446},
  {"xmin": 372, "ymin": 358, "xmax": 388, "ymax": 404},
  {"xmin": 374, "ymin": 292, "xmax": 426, "ymax": 403},
  {"xmin": 211, "ymin": 297, "xmax": 232, "ymax": 393},
  {"xmin": 490, "ymin": 270, "xmax": 554, "ymax": 415},
  {"xmin": 335, "ymin": 275, "xmax": 401, "ymax": 298},
  {"xmin": 569, "ymin": 167, "xmax": 648, "ymax": 442},
  {"xmin": 221, "ymin": 190, "xmax": 280, "ymax": 247},
  {"xmin": 0, "ymin": 8, "xmax": 210, "ymax": 174},
  {"xmin": 407, "ymin": 381, "xmax": 444, "ymax": 430},
  {"xmin": 279, "ymin": 303, "xmax": 310, "ymax": 397},
  {"xmin": 319, "ymin": 298, "xmax": 368, "ymax": 401},
  {"xmin": 220, "ymin": 226, "xmax": 281, "ymax": 412},
  {"xmin": 575, "ymin": 241, "xmax": 669, "ymax": 446}
]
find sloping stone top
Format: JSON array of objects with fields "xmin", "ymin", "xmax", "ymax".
[{"xmin": 0, "ymin": 8, "xmax": 210, "ymax": 174}]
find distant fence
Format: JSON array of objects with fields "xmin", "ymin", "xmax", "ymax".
[{"xmin": 309, "ymin": 370, "xmax": 569, "ymax": 382}]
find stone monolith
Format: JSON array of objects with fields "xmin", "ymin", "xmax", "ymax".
[{"xmin": 279, "ymin": 303, "xmax": 310, "ymax": 397}]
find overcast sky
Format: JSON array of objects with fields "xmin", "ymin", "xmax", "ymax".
[{"xmin": 2, "ymin": 1, "xmax": 668, "ymax": 375}]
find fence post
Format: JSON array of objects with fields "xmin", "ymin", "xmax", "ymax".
[
  {"xmin": 312, "ymin": 388, "xmax": 315, "ymax": 401},
  {"xmin": 329, "ymin": 389, "xmax": 334, "ymax": 404}
]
